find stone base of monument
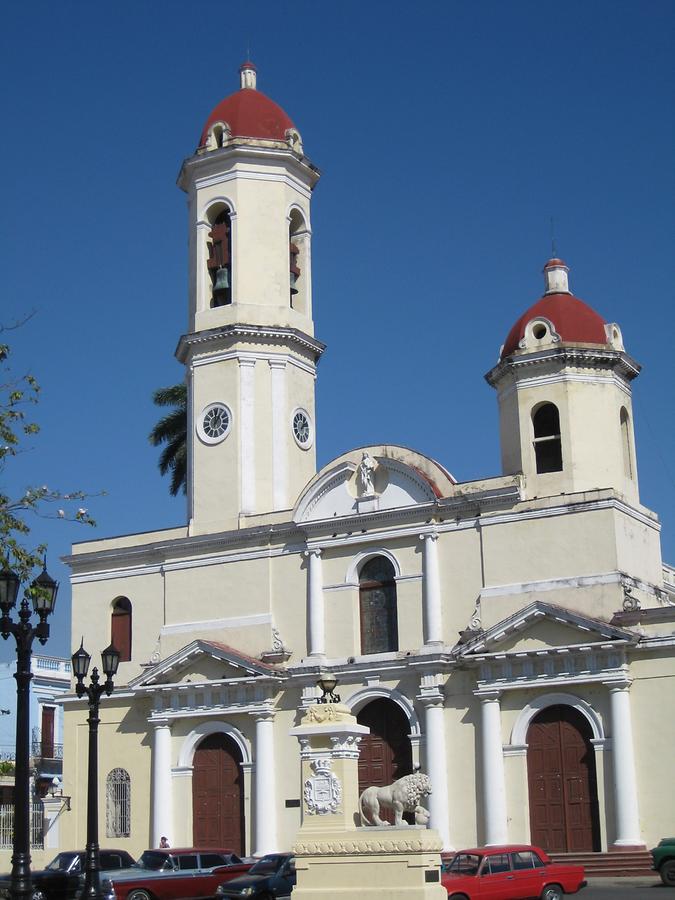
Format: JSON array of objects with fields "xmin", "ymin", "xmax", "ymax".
[{"xmin": 292, "ymin": 825, "xmax": 447, "ymax": 899}]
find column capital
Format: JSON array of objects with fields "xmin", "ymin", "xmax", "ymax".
[
  {"xmin": 476, "ymin": 689, "xmax": 502, "ymax": 703},
  {"xmin": 268, "ymin": 357, "xmax": 288, "ymax": 370},
  {"xmin": 304, "ymin": 547, "xmax": 323, "ymax": 559},
  {"xmin": 419, "ymin": 531, "xmax": 439, "ymax": 543},
  {"xmin": 417, "ymin": 672, "xmax": 446, "ymax": 707},
  {"xmin": 237, "ymin": 356, "xmax": 257, "ymax": 369},
  {"xmin": 148, "ymin": 716, "xmax": 172, "ymax": 728},
  {"xmin": 251, "ymin": 707, "xmax": 276, "ymax": 723},
  {"xmin": 606, "ymin": 678, "xmax": 633, "ymax": 692}
]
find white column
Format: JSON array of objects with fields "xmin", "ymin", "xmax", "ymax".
[
  {"xmin": 253, "ymin": 711, "xmax": 278, "ymax": 855},
  {"xmin": 269, "ymin": 359, "xmax": 288, "ymax": 510},
  {"xmin": 422, "ymin": 697, "xmax": 452, "ymax": 850},
  {"xmin": 419, "ymin": 532, "xmax": 443, "ymax": 645},
  {"xmin": 151, "ymin": 719, "xmax": 173, "ymax": 848},
  {"xmin": 480, "ymin": 692, "xmax": 508, "ymax": 845},
  {"xmin": 239, "ymin": 357, "xmax": 256, "ymax": 514},
  {"xmin": 608, "ymin": 681, "xmax": 643, "ymax": 846},
  {"xmin": 305, "ymin": 548, "xmax": 325, "ymax": 658}
]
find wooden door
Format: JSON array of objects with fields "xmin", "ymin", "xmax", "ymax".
[
  {"xmin": 357, "ymin": 699, "xmax": 413, "ymax": 823},
  {"xmin": 40, "ymin": 706, "xmax": 55, "ymax": 758},
  {"xmin": 192, "ymin": 733, "xmax": 244, "ymax": 854},
  {"xmin": 527, "ymin": 705, "xmax": 600, "ymax": 852}
]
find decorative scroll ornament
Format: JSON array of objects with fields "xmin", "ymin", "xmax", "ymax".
[
  {"xmin": 303, "ymin": 758, "xmax": 342, "ymax": 815},
  {"xmin": 622, "ymin": 585, "xmax": 641, "ymax": 612}
]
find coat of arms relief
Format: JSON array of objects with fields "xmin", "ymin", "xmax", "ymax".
[{"xmin": 303, "ymin": 758, "xmax": 342, "ymax": 815}]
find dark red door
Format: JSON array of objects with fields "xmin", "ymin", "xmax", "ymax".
[
  {"xmin": 40, "ymin": 706, "xmax": 55, "ymax": 758},
  {"xmin": 527, "ymin": 705, "xmax": 600, "ymax": 852},
  {"xmin": 357, "ymin": 699, "xmax": 413, "ymax": 823},
  {"xmin": 192, "ymin": 734, "xmax": 244, "ymax": 854}
]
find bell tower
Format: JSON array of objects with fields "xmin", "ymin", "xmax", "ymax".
[
  {"xmin": 486, "ymin": 259, "xmax": 641, "ymax": 504},
  {"xmin": 176, "ymin": 63, "xmax": 324, "ymax": 534}
]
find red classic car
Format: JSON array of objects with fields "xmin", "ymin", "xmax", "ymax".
[
  {"xmin": 441, "ymin": 845, "xmax": 586, "ymax": 900},
  {"xmin": 98, "ymin": 848, "xmax": 251, "ymax": 900}
]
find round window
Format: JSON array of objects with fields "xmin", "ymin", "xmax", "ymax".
[
  {"xmin": 292, "ymin": 409, "xmax": 313, "ymax": 449},
  {"xmin": 197, "ymin": 403, "xmax": 232, "ymax": 445}
]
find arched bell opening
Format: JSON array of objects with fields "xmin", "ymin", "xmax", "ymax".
[
  {"xmin": 288, "ymin": 207, "xmax": 309, "ymax": 315},
  {"xmin": 207, "ymin": 205, "xmax": 233, "ymax": 307}
]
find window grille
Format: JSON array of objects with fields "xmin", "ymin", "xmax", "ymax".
[
  {"xmin": 106, "ymin": 768, "xmax": 130, "ymax": 838},
  {"xmin": 0, "ymin": 802, "xmax": 44, "ymax": 849}
]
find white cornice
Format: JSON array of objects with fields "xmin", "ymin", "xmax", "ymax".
[
  {"xmin": 190, "ymin": 348, "xmax": 316, "ymax": 378},
  {"xmin": 485, "ymin": 346, "xmax": 641, "ymax": 388},
  {"xmin": 175, "ymin": 323, "xmax": 325, "ymax": 365}
]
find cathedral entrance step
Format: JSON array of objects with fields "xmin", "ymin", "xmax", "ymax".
[{"xmin": 549, "ymin": 850, "xmax": 655, "ymax": 877}]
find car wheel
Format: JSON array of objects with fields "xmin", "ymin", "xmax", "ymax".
[
  {"xmin": 31, "ymin": 891, "xmax": 46, "ymax": 900},
  {"xmin": 660, "ymin": 861, "xmax": 675, "ymax": 887},
  {"xmin": 541, "ymin": 884, "xmax": 563, "ymax": 900},
  {"xmin": 127, "ymin": 891, "xmax": 152, "ymax": 900},
  {"xmin": 449, "ymin": 894, "xmax": 470, "ymax": 900}
]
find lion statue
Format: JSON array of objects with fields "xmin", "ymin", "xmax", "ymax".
[{"xmin": 359, "ymin": 772, "xmax": 432, "ymax": 827}]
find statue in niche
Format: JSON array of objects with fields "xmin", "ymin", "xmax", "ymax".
[{"xmin": 357, "ymin": 452, "xmax": 377, "ymax": 496}]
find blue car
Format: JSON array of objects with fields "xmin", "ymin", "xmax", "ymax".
[{"xmin": 215, "ymin": 853, "xmax": 295, "ymax": 899}]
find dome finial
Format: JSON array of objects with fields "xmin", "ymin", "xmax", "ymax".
[
  {"xmin": 240, "ymin": 60, "xmax": 257, "ymax": 91},
  {"xmin": 543, "ymin": 257, "xmax": 570, "ymax": 294}
]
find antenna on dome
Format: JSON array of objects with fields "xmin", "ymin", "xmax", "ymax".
[{"xmin": 550, "ymin": 216, "xmax": 557, "ymax": 258}]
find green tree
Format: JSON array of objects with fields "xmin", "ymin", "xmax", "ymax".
[
  {"xmin": 1, "ymin": 327, "xmax": 97, "ymax": 584},
  {"xmin": 149, "ymin": 383, "xmax": 187, "ymax": 496}
]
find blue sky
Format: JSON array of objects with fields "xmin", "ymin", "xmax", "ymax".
[{"xmin": 1, "ymin": 1, "xmax": 673, "ymax": 660}]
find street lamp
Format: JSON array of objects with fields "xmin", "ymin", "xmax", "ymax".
[
  {"xmin": 0, "ymin": 564, "xmax": 58, "ymax": 900},
  {"xmin": 71, "ymin": 640, "xmax": 120, "ymax": 900},
  {"xmin": 316, "ymin": 673, "xmax": 340, "ymax": 704}
]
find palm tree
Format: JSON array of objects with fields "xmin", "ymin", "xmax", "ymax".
[{"xmin": 149, "ymin": 383, "xmax": 187, "ymax": 496}]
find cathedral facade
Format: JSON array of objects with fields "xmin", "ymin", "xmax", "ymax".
[{"xmin": 61, "ymin": 62, "xmax": 675, "ymax": 859}]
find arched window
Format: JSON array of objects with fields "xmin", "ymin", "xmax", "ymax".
[
  {"xmin": 106, "ymin": 768, "xmax": 130, "ymax": 838},
  {"xmin": 620, "ymin": 407, "xmax": 634, "ymax": 479},
  {"xmin": 532, "ymin": 403, "xmax": 563, "ymax": 473},
  {"xmin": 111, "ymin": 597, "xmax": 132, "ymax": 662},
  {"xmin": 359, "ymin": 557, "xmax": 398, "ymax": 655},
  {"xmin": 207, "ymin": 209, "xmax": 232, "ymax": 307},
  {"xmin": 289, "ymin": 208, "xmax": 308, "ymax": 312}
]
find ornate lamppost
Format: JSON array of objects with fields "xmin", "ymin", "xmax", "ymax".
[
  {"xmin": 316, "ymin": 673, "xmax": 340, "ymax": 703},
  {"xmin": 71, "ymin": 641, "xmax": 120, "ymax": 900},
  {"xmin": 0, "ymin": 564, "xmax": 59, "ymax": 900}
]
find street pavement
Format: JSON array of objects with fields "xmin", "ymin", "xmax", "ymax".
[{"xmin": 583, "ymin": 876, "xmax": 669, "ymax": 898}]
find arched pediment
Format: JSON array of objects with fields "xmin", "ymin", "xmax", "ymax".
[{"xmin": 293, "ymin": 445, "xmax": 456, "ymax": 523}]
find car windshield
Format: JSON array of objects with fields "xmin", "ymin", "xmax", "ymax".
[
  {"xmin": 134, "ymin": 851, "xmax": 172, "ymax": 871},
  {"xmin": 45, "ymin": 853, "xmax": 81, "ymax": 873},
  {"xmin": 249, "ymin": 855, "xmax": 285, "ymax": 875}
]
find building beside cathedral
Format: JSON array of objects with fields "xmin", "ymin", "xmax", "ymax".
[{"xmin": 61, "ymin": 62, "xmax": 675, "ymax": 861}]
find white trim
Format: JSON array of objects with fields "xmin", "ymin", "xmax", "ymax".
[
  {"xmin": 160, "ymin": 612, "xmax": 271, "ymax": 636},
  {"xmin": 177, "ymin": 720, "xmax": 252, "ymax": 767},
  {"xmin": 345, "ymin": 548, "xmax": 402, "ymax": 582},
  {"xmin": 269, "ymin": 359, "xmax": 288, "ymax": 509},
  {"xmin": 510, "ymin": 692, "xmax": 605, "ymax": 745},
  {"xmin": 499, "ymin": 370, "xmax": 633, "ymax": 402},
  {"xmin": 344, "ymin": 686, "xmax": 421, "ymax": 737},
  {"xmin": 198, "ymin": 195, "xmax": 236, "ymax": 221},
  {"xmin": 239, "ymin": 358, "xmax": 256, "ymax": 514},
  {"xmin": 192, "ymin": 349, "xmax": 316, "ymax": 378},
  {"xmin": 194, "ymin": 168, "xmax": 313, "ymax": 200},
  {"xmin": 480, "ymin": 570, "xmax": 626, "ymax": 600}
]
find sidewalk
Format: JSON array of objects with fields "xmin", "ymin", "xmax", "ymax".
[{"xmin": 585, "ymin": 875, "xmax": 661, "ymax": 887}]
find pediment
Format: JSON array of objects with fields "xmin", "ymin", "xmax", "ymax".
[
  {"xmin": 457, "ymin": 601, "xmax": 638, "ymax": 657},
  {"xmin": 294, "ymin": 445, "xmax": 456, "ymax": 523},
  {"xmin": 129, "ymin": 639, "xmax": 286, "ymax": 689}
]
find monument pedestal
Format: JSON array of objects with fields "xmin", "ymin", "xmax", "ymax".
[{"xmin": 290, "ymin": 703, "xmax": 446, "ymax": 900}]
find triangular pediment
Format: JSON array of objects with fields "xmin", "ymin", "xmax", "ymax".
[
  {"xmin": 457, "ymin": 601, "xmax": 638, "ymax": 658},
  {"xmin": 129, "ymin": 639, "xmax": 286, "ymax": 689}
]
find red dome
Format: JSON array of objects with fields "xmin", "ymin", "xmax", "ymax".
[
  {"xmin": 200, "ymin": 87, "xmax": 295, "ymax": 146},
  {"xmin": 501, "ymin": 292, "xmax": 607, "ymax": 359}
]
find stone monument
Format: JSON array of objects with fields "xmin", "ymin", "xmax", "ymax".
[{"xmin": 290, "ymin": 693, "xmax": 446, "ymax": 899}]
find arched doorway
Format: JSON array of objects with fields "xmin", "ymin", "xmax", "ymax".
[
  {"xmin": 527, "ymin": 705, "xmax": 600, "ymax": 853},
  {"xmin": 357, "ymin": 698, "xmax": 413, "ymax": 823},
  {"xmin": 192, "ymin": 733, "xmax": 244, "ymax": 854}
]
